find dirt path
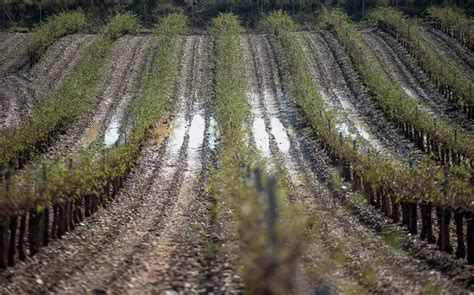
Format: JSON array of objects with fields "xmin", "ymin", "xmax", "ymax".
[
  {"xmin": 0, "ymin": 33, "xmax": 94, "ymax": 129},
  {"xmin": 422, "ymin": 25, "xmax": 474, "ymax": 77},
  {"xmin": 362, "ymin": 29, "xmax": 473, "ymax": 134},
  {"xmin": 239, "ymin": 33, "xmax": 469, "ymax": 293},
  {"xmin": 0, "ymin": 35, "xmax": 240, "ymax": 294}
]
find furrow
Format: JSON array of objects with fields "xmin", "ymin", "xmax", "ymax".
[
  {"xmin": 267, "ymin": 34, "xmax": 465, "ymax": 293},
  {"xmin": 0, "ymin": 33, "xmax": 29, "ymax": 73},
  {"xmin": 0, "ymin": 34, "xmax": 95, "ymax": 130},
  {"xmin": 106, "ymin": 36, "xmax": 213, "ymax": 293},
  {"xmin": 363, "ymin": 29, "xmax": 473, "ymax": 134},
  {"xmin": 0, "ymin": 35, "xmax": 194, "ymax": 294},
  {"xmin": 422, "ymin": 26, "xmax": 474, "ymax": 77}
]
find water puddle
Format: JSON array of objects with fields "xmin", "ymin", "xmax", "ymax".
[
  {"xmin": 270, "ymin": 117, "xmax": 290, "ymax": 154},
  {"xmin": 188, "ymin": 114, "xmax": 206, "ymax": 166},
  {"xmin": 338, "ymin": 97, "xmax": 384, "ymax": 151},
  {"xmin": 82, "ymin": 122, "xmax": 102, "ymax": 147},
  {"xmin": 253, "ymin": 117, "xmax": 271, "ymax": 158},
  {"xmin": 104, "ymin": 118, "xmax": 120, "ymax": 147},
  {"xmin": 208, "ymin": 116, "xmax": 218, "ymax": 150},
  {"xmin": 169, "ymin": 116, "xmax": 188, "ymax": 155},
  {"xmin": 402, "ymin": 86, "xmax": 418, "ymax": 100},
  {"xmin": 336, "ymin": 122, "xmax": 354, "ymax": 139}
]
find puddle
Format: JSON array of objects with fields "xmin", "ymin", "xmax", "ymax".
[
  {"xmin": 338, "ymin": 98, "xmax": 384, "ymax": 151},
  {"xmin": 336, "ymin": 122, "xmax": 354, "ymax": 139},
  {"xmin": 320, "ymin": 88, "xmax": 385, "ymax": 152},
  {"xmin": 169, "ymin": 116, "xmax": 188, "ymax": 155},
  {"xmin": 82, "ymin": 122, "xmax": 102, "ymax": 147},
  {"xmin": 208, "ymin": 116, "xmax": 218, "ymax": 150},
  {"xmin": 188, "ymin": 114, "xmax": 205, "ymax": 151},
  {"xmin": 253, "ymin": 117, "xmax": 271, "ymax": 158},
  {"xmin": 104, "ymin": 118, "xmax": 120, "ymax": 147},
  {"xmin": 270, "ymin": 117, "xmax": 290, "ymax": 154},
  {"xmin": 187, "ymin": 114, "xmax": 206, "ymax": 166},
  {"xmin": 402, "ymin": 86, "xmax": 418, "ymax": 100}
]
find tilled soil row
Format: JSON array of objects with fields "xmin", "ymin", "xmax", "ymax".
[
  {"xmin": 303, "ymin": 32, "xmax": 401, "ymax": 158},
  {"xmin": 100, "ymin": 36, "xmax": 214, "ymax": 294},
  {"xmin": 0, "ymin": 35, "xmax": 189, "ymax": 293},
  {"xmin": 0, "ymin": 34, "xmax": 94, "ymax": 129},
  {"xmin": 16, "ymin": 35, "xmax": 152, "ymax": 177},
  {"xmin": 294, "ymin": 31, "xmax": 473, "ymax": 292},
  {"xmin": 0, "ymin": 33, "xmax": 29, "ymax": 73},
  {"xmin": 311, "ymin": 31, "xmax": 423, "ymax": 162},
  {"xmin": 422, "ymin": 25, "xmax": 474, "ymax": 77},
  {"xmin": 264, "ymin": 34, "xmax": 470, "ymax": 293},
  {"xmin": 0, "ymin": 35, "xmax": 242, "ymax": 294},
  {"xmin": 363, "ymin": 29, "xmax": 473, "ymax": 133}
]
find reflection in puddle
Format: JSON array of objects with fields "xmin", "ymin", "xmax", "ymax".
[
  {"xmin": 270, "ymin": 117, "xmax": 290, "ymax": 153},
  {"xmin": 253, "ymin": 117, "xmax": 271, "ymax": 158},
  {"xmin": 169, "ymin": 116, "xmax": 188, "ymax": 155},
  {"xmin": 188, "ymin": 114, "xmax": 206, "ymax": 167},
  {"xmin": 104, "ymin": 119, "xmax": 120, "ymax": 147},
  {"xmin": 402, "ymin": 86, "xmax": 418, "ymax": 100},
  {"xmin": 208, "ymin": 116, "xmax": 218, "ymax": 150}
]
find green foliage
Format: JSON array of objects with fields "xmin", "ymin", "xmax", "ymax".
[
  {"xmin": 209, "ymin": 12, "xmax": 305, "ymax": 293},
  {"xmin": 321, "ymin": 9, "xmax": 474, "ymax": 162},
  {"xmin": 101, "ymin": 13, "xmax": 140, "ymax": 42},
  {"xmin": 28, "ymin": 11, "xmax": 88, "ymax": 63},
  {"xmin": 264, "ymin": 9, "xmax": 473, "ymax": 209},
  {"xmin": 127, "ymin": 13, "xmax": 188, "ymax": 147},
  {"xmin": 0, "ymin": 13, "xmax": 140, "ymax": 172},
  {"xmin": 371, "ymin": 7, "xmax": 473, "ymax": 107},
  {"xmin": 261, "ymin": 10, "xmax": 297, "ymax": 37},
  {"xmin": 155, "ymin": 12, "xmax": 189, "ymax": 38},
  {"xmin": 8, "ymin": 26, "xmax": 29, "ymax": 33},
  {"xmin": 427, "ymin": 6, "xmax": 473, "ymax": 48}
]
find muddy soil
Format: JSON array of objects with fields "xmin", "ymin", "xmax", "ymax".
[
  {"xmin": 0, "ymin": 33, "xmax": 94, "ymax": 129},
  {"xmin": 0, "ymin": 32, "xmax": 472, "ymax": 294},
  {"xmin": 0, "ymin": 35, "xmax": 242, "ymax": 294},
  {"xmin": 362, "ymin": 29, "xmax": 473, "ymax": 134},
  {"xmin": 304, "ymin": 31, "xmax": 423, "ymax": 162},
  {"xmin": 14, "ymin": 35, "xmax": 153, "ymax": 176},
  {"xmin": 239, "ymin": 33, "xmax": 471, "ymax": 293},
  {"xmin": 293, "ymin": 31, "xmax": 474, "ymax": 293},
  {"xmin": 422, "ymin": 25, "xmax": 474, "ymax": 77}
]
